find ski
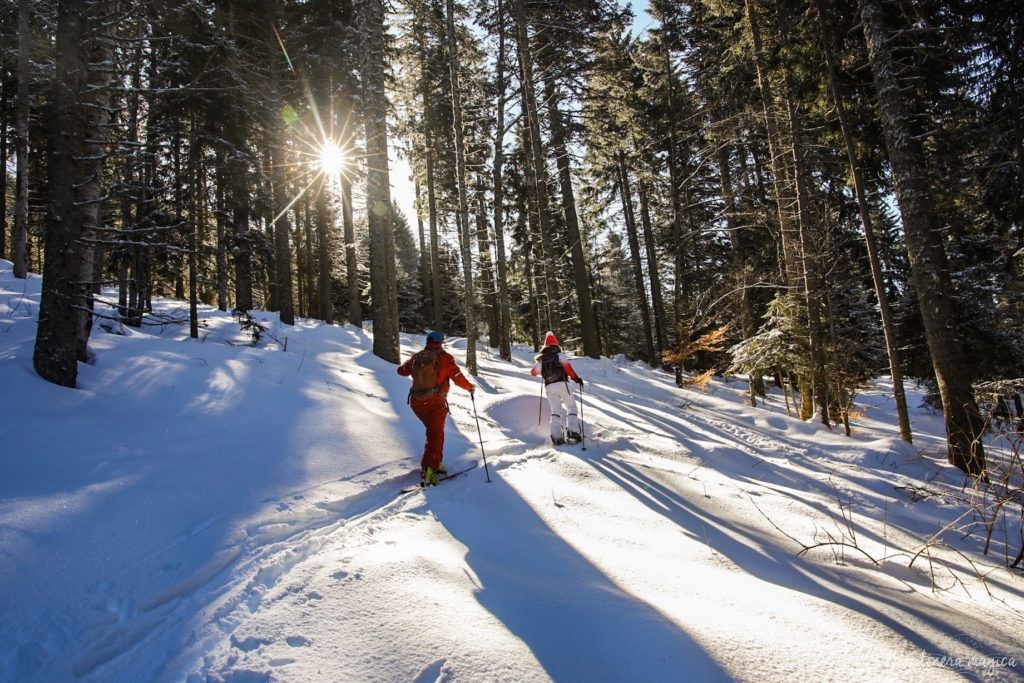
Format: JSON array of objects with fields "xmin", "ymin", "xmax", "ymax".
[{"xmin": 399, "ymin": 463, "xmax": 479, "ymax": 494}]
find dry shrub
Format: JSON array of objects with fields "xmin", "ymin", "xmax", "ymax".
[{"xmin": 681, "ymin": 368, "xmax": 715, "ymax": 392}]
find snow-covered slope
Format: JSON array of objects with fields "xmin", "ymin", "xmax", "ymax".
[{"xmin": 1, "ymin": 260, "xmax": 1022, "ymax": 682}]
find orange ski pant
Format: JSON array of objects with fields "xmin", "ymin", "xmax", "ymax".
[{"xmin": 411, "ymin": 397, "xmax": 448, "ymax": 471}]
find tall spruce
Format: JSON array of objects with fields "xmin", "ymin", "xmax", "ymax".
[
  {"xmin": 445, "ymin": 0, "xmax": 477, "ymax": 373},
  {"xmin": 34, "ymin": 0, "xmax": 114, "ymax": 387},
  {"xmin": 860, "ymin": 0, "xmax": 985, "ymax": 477},
  {"xmin": 360, "ymin": 0, "xmax": 400, "ymax": 362},
  {"xmin": 12, "ymin": 0, "xmax": 30, "ymax": 279}
]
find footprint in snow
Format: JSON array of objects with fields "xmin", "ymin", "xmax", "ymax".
[
  {"xmin": 230, "ymin": 634, "xmax": 273, "ymax": 652},
  {"xmin": 286, "ymin": 636, "xmax": 310, "ymax": 648},
  {"xmin": 413, "ymin": 659, "xmax": 450, "ymax": 683}
]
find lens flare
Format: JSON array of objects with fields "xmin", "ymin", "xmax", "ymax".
[{"xmin": 319, "ymin": 142, "xmax": 345, "ymax": 175}]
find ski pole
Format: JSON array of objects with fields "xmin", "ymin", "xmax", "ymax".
[
  {"xmin": 538, "ymin": 381, "xmax": 544, "ymax": 425},
  {"xmin": 578, "ymin": 381, "xmax": 586, "ymax": 452},
  {"xmin": 471, "ymin": 392, "xmax": 492, "ymax": 482}
]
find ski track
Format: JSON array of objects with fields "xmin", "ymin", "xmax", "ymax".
[
  {"xmin": 145, "ymin": 395, "xmax": 940, "ymax": 680},
  {"xmin": 4, "ymin": 299, "xmax": 1016, "ymax": 682}
]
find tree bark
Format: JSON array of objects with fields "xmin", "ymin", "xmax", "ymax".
[
  {"xmin": 414, "ymin": 179, "xmax": 431, "ymax": 328},
  {"xmin": 316, "ymin": 184, "xmax": 333, "ymax": 323},
  {"xmin": 661, "ymin": 40, "xmax": 688, "ymax": 341},
  {"xmin": 637, "ymin": 178, "xmax": 668, "ymax": 358},
  {"xmin": 514, "ymin": 0, "xmax": 559, "ymax": 332},
  {"xmin": 475, "ymin": 176, "xmax": 498, "ymax": 346},
  {"xmin": 744, "ymin": 0, "xmax": 800, "ymax": 286},
  {"xmin": 303, "ymin": 192, "xmax": 316, "ymax": 318},
  {"xmin": 542, "ymin": 75, "xmax": 601, "ymax": 357},
  {"xmin": 445, "ymin": 0, "xmax": 477, "ymax": 373},
  {"xmin": 424, "ymin": 131, "xmax": 443, "ymax": 331},
  {"xmin": 188, "ymin": 119, "xmax": 200, "ymax": 339},
  {"xmin": 717, "ymin": 141, "xmax": 761, "ymax": 405},
  {"xmin": 360, "ymin": 0, "xmax": 400, "ymax": 361},
  {"xmin": 13, "ymin": 0, "xmax": 31, "ymax": 279},
  {"xmin": 861, "ymin": 0, "xmax": 985, "ymax": 477},
  {"xmin": 491, "ymin": 0, "xmax": 513, "ymax": 360},
  {"xmin": 814, "ymin": 0, "xmax": 912, "ymax": 443},
  {"xmin": 34, "ymin": 0, "xmax": 111, "ymax": 386},
  {"xmin": 417, "ymin": 40, "xmax": 443, "ymax": 333},
  {"xmin": 341, "ymin": 171, "xmax": 360, "ymax": 327},
  {"xmin": 783, "ymin": 70, "xmax": 830, "ymax": 426},
  {"xmin": 1, "ymin": 59, "xmax": 7, "ymax": 260},
  {"xmin": 617, "ymin": 155, "xmax": 656, "ymax": 365},
  {"xmin": 214, "ymin": 153, "xmax": 229, "ymax": 312},
  {"xmin": 266, "ymin": 6, "xmax": 294, "ymax": 325}
]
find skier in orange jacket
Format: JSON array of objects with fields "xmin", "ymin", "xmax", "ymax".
[{"xmin": 397, "ymin": 331, "xmax": 474, "ymax": 485}]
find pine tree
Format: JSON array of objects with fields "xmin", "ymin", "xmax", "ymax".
[
  {"xmin": 34, "ymin": 0, "xmax": 115, "ymax": 387},
  {"xmin": 359, "ymin": 0, "xmax": 400, "ymax": 362},
  {"xmin": 860, "ymin": 0, "xmax": 986, "ymax": 477}
]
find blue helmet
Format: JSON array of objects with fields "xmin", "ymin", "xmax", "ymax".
[{"xmin": 426, "ymin": 331, "xmax": 444, "ymax": 344}]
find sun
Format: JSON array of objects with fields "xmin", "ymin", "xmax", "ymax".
[{"xmin": 319, "ymin": 141, "xmax": 345, "ymax": 175}]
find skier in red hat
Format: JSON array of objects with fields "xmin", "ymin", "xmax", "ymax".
[
  {"xmin": 531, "ymin": 331, "xmax": 585, "ymax": 445},
  {"xmin": 397, "ymin": 331, "xmax": 475, "ymax": 486}
]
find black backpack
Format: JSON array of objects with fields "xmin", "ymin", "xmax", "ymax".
[{"xmin": 540, "ymin": 348, "xmax": 567, "ymax": 384}]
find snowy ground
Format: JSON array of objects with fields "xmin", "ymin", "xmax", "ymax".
[{"xmin": 1, "ymin": 259, "xmax": 1022, "ymax": 682}]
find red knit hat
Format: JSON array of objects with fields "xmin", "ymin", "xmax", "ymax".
[{"xmin": 544, "ymin": 331, "xmax": 559, "ymax": 346}]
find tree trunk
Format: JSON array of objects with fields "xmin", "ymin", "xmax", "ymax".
[
  {"xmin": 662, "ymin": 41, "xmax": 688, "ymax": 344},
  {"xmin": 475, "ymin": 176, "xmax": 498, "ymax": 346},
  {"xmin": 744, "ymin": 0, "xmax": 800, "ymax": 285},
  {"xmin": 34, "ymin": 0, "xmax": 110, "ymax": 386},
  {"xmin": 269, "ymin": 151, "xmax": 295, "ymax": 324},
  {"xmin": 637, "ymin": 178, "xmax": 668, "ymax": 357},
  {"xmin": 519, "ymin": 115, "xmax": 555, "ymax": 331},
  {"xmin": 861, "ymin": 0, "xmax": 985, "ymax": 477},
  {"xmin": 231, "ymin": 152, "xmax": 253, "ymax": 311},
  {"xmin": 717, "ymin": 140, "xmax": 761, "ymax": 405},
  {"xmin": 746, "ymin": 0, "xmax": 817, "ymax": 419},
  {"xmin": 317, "ymin": 181, "xmax": 333, "ymax": 323},
  {"xmin": 215, "ymin": 154, "xmax": 229, "ymax": 312},
  {"xmin": 360, "ymin": 0, "xmax": 400, "ymax": 361},
  {"xmin": 518, "ymin": 192, "xmax": 541, "ymax": 350},
  {"xmin": 13, "ymin": 0, "xmax": 31, "ymax": 279},
  {"xmin": 188, "ymin": 119, "xmax": 200, "ymax": 339},
  {"xmin": 342, "ymin": 171, "xmax": 360, "ymax": 327},
  {"xmin": 299, "ymin": 193, "xmax": 311, "ymax": 319},
  {"xmin": 783, "ymin": 70, "xmax": 830, "ymax": 426},
  {"xmin": 0, "ymin": 61, "xmax": 7, "ymax": 260},
  {"xmin": 814, "ymin": 0, "xmax": 912, "ymax": 442},
  {"xmin": 542, "ymin": 75, "xmax": 600, "ymax": 357},
  {"xmin": 617, "ymin": 155, "xmax": 656, "ymax": 365},
  {"xmin": 425, "ymin": 132, "xmax": 442, "ymax": 331},
  {"xmin": 491, "ymin": 0, "xmax": 513, "ymax": 360},
  {"xmin": 418, "ymin": 41, "xmax": 443, "ymax": 333},
  {"xmin": 514, "ymin": 0, "xmax": 559, "ymax": 332},
  {"xmin": 415, "ymin": 178, "xmax": 431, "ymax": 328},
  {"xmin": 445, "ymin": 0, "xmax": 477, "ymax": 373}
]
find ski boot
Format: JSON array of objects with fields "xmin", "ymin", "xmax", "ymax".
[{"xmin": 420, "ymin": 466, "xmax": 439, "ymax": 487}]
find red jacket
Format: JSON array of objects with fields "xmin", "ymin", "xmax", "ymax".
[
  {"xmin": 530, "ymin": 345, "xmax": 581, "ymax": 383},
  {"xmin": 397, "ymin": 341, "xmax": 473, "ymax": 398}
]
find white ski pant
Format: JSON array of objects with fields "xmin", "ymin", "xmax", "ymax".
[{"xmin": 544, "ymin": 381, "xmax": 580, "ymax": 438}]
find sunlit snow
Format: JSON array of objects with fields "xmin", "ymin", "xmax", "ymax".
[{"xmin": 1, "ymin": 259, "xmax": 1021, "ymax": 682}]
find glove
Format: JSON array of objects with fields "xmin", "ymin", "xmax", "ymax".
[
  {"xmin": 575, "ymin": 377, "xmax": 584, "ymax": 387},
  {"xmin": 469, "ymin": 384, "xmax": 476, "ymax": 394}
]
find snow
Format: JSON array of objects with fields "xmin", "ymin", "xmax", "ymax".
[{"xmin": 1, "ymin": 258, "xmax": 1022, "ymax": 682}]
